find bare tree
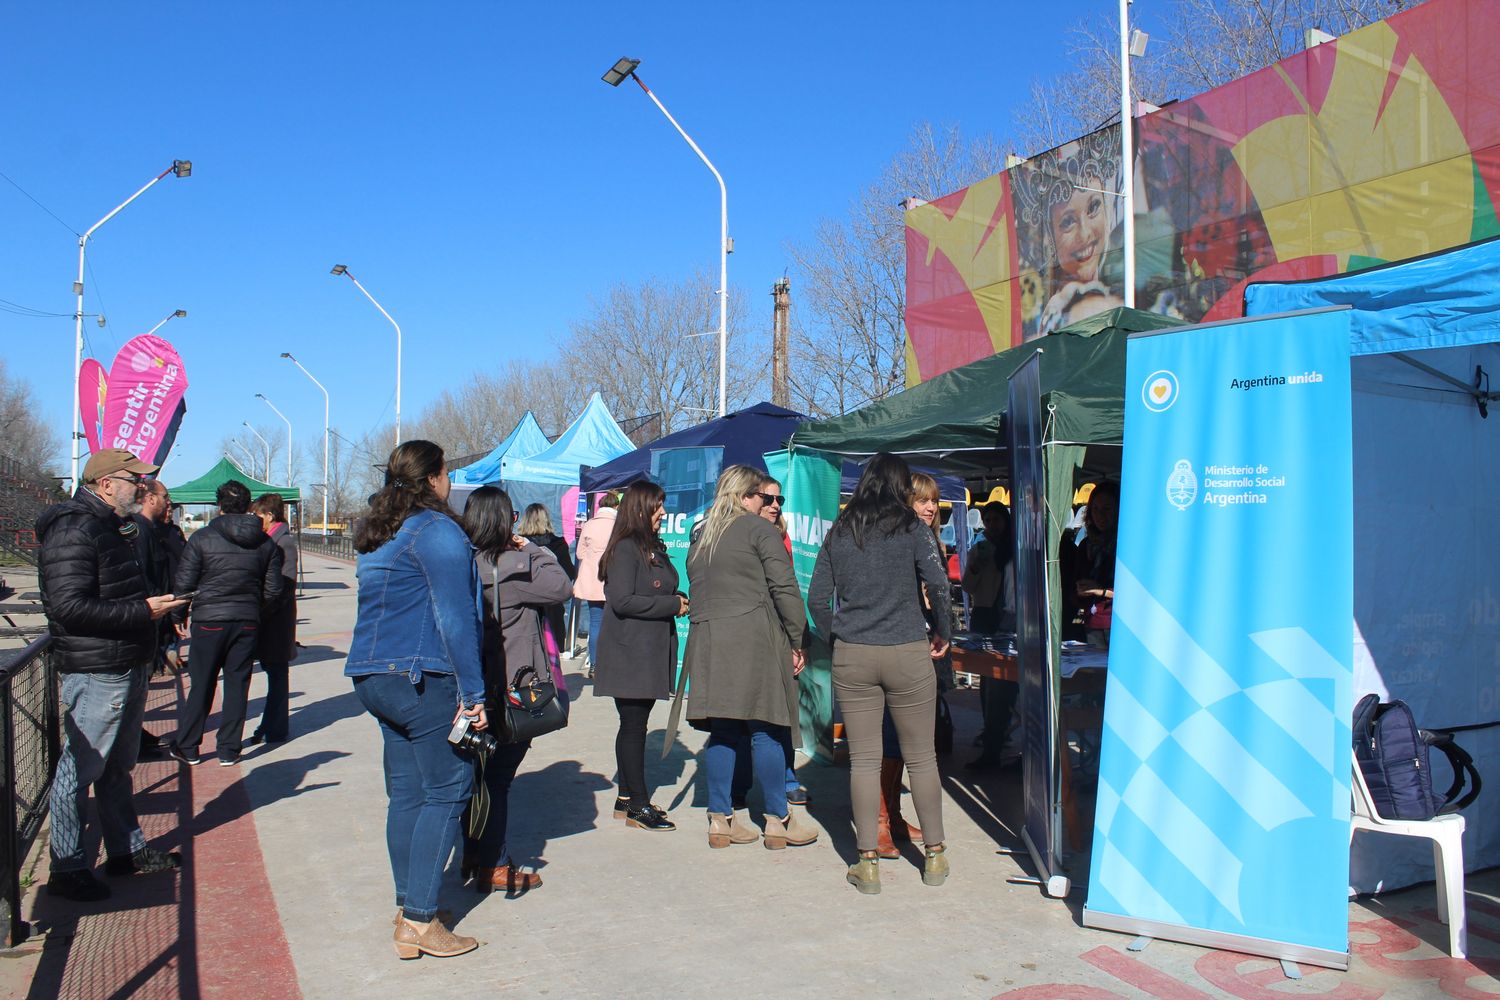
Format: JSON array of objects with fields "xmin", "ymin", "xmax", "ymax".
[
  {"xmin": 566, "ymin": 270, "xmax": 760, "ymax": 433},
  {"xmin": 1012, "ymin": 0, "xmax": 1411, "ymax": 156},
  {"xmin": 787, "ymin": 123, "xmax": 1006, "ymax": 416},
  {"xmin": 0, "ymin": 359, "xmax": 62, "ymax": 477}
]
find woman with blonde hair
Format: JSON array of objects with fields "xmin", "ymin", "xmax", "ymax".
[{"xmin": 681, "ymin": 465, "xmax": 816, "ymax": 850}]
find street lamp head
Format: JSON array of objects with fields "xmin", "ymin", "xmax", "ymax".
[
  {"xmin": 330, "ymin": 264, "xmax": 348, "ymax": 276},
  {"xmin": 602, "ymin": 57, "xmax": 640, "ymax": 86},
  {"xmin": 255, "ymin": 393, "xmax": 266, "ymax": 400},
  {"xmin": 173, "ymin": 309, "xmax": 187, "ymax": 318},
  {"xmin": 172, "ymin": 160, "xmax": 192, "ymax": 178},
  {"xmin": 280, "ymin": 352, "xmax": 295, "ymax": 360}
]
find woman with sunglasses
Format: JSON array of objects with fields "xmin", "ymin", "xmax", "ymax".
[{"xmin": 681, "ymin": 465, "xmax": 817, "ymax": 850}]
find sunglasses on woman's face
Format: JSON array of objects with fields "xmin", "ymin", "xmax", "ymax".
[{"xmin": 755, "ymin": 492, "xmax": 785, "ymax": 506}]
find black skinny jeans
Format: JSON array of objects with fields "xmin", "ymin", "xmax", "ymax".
[{"xmin": 613, "ymin": 698, "xmax": 656, "ymax": 809}]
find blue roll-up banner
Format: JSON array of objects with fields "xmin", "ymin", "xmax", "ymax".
[{"xmin": 1083, "ymin": 308, "xmax": 1355, "ymax": 968}]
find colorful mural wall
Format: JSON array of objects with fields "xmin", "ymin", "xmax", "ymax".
[{"xmin": 905, "ymin": 0, "xmax": 1500, "ymax": 383}]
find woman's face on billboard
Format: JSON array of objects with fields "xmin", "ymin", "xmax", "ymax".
[{"xmin": 1049, "ymin": 180, "xmax": 1109, "ymax": 283}]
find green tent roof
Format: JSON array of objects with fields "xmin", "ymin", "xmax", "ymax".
[
  {"xmin": 791, "ymin": 307, "xmax": 1184, "ymax": 471},
  {"xmin": 167, "ymin": 457, "xmax": 301, "ymax": 505}
]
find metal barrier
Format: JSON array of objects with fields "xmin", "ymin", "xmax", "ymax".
[
  {"xmin": 298, "ymin": 533, "xmax": 356, "ymax": 561},
  {"xmin": 0, "ymin": 636, "xmax": 59, "ymax": 946}
]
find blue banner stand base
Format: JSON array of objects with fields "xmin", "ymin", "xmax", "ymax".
[{"xmin": 1082, "ymin": 910, "xmax": 1350, "ymax": 971}]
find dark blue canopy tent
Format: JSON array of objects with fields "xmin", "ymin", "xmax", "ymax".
[{"xmin": 580, "ymin": 402, "xmax": 805, "ymax": 492}]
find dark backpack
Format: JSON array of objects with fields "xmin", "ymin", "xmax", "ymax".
[{"xmin": 1353, "ymin": 693, "xmax": 1481, "ymax": 820}]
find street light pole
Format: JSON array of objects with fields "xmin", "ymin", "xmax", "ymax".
[
  {"xmin": 142, "ymin": 308, "xmax": 188, "ymax": 339},
  {"xmin": 69, "ymin": 160, "xmax": 191, "ymax": 491},
  {"xmin": 229, "ymin": 440, "xmax": 257, "ymax": 475},
  {"xmin": 243, "ymin": 423, "xmax": 272, "ymax": 481},
  {"xmin": 256, "ymin": 393, "xmax": 293, "ymax": 486},
  {"xmin": 282, "ymin": 352, "xmax": 330, "ymax": 535},
  {"xmin": 603, "ymin": 58, "xmax": 728, "ymax": 417},
  {"xmin": 329, "ymin": 265, "xmax": 401, "ymax": 447}
]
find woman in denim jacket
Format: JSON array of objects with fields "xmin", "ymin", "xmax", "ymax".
[{"xmin": 345, "ymin": 440, "xmax": 487, "ymax": 960}]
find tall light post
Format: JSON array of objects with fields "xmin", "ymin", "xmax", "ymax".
[
  {"xmin": 282, "ymin": 352, "xmax": 330, "ymax": 535},
  {"xmin": 69, "ymin": 159, "xmax": 192, "ymax": 490},
  {"xmin": 603, "ymin": 57, "xmax": 728, "ymax": 417},
  {"xmin": 329, "ymin": 265, "xmax": 402, "ymax": 447},
  {"xmin": 243, "ymin": 423, "xmax": 272, "ymax": 481},
  {"xmin": 229, "ymin": 440, "xmax": 257, "ymax": 475},
  {"xmin": 143, "ymin": 308, "xmax": 187, "ymax": 339},
  {"xmin": 256, "ymin": 393, "xmax": 293, "ymax": 486},
  {"xmin": 1119, "ymin": 1, "xmax": 1146, "ymax": 308}
]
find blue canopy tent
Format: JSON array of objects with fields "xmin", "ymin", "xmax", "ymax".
[
  {"xmin": 495, "ymin": 392, "xmax": 635, "ymax": 542},
  {"xmin": 1244, "ymin": 237, "xmax": 1500, "ymax": 894},
  {"xmin": 581, "ymin": 402, "xmax": 805, "ymax": 492},
  {"xmin": 449, "ymin": 411, "xmax": 549, "ymax": 485}
]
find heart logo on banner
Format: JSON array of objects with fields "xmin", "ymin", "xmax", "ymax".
[
  {"xmin": 1152, "ymin": 383, "xmax": 1169, "ymax": 400},
  {"xmin": 1142, "ymin": 370, "xmax": 1179, "ymax": 413}
]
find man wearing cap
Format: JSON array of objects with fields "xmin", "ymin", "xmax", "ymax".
[{"xmin": 36, "ymin": 449, "xmax": 187, "ymax": 902}]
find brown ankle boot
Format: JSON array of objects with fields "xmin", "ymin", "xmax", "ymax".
[
  {"xmin": 881, "ymin": 757, "xmax": 922, "ymax": 842},
  {"xmin": 763, "ymin": 805, "xmax": 819, "ymax": 849},
  {"xmin": 875, "ymin": 785, "xmax": 899, "ymax": 859},
  {"xmin": 393, "ymin": 915, "xmax": 478, "ymax": 959},
  {"xmin": 708, "ymin": 812, "xmax": 759, "ymax": 848},
  {"xmin": 472, "ymin": 864, "xmax": 542, "ymax": 895}
]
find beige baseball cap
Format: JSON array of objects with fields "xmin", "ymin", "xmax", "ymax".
[{"xmin": 83, "ymin": 448, "xmax": 158, "ymax": 484}]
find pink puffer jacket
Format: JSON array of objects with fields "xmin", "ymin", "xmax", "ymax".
[{"xmin": 572, "ymin": 507, "xmax": 616, "ymax": 601}]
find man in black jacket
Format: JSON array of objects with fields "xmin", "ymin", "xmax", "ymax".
[
  {"xmin": 169, "ymin": 480, "xmax": 283, "ymax": 766},
  {"xmin": 37, "ymin": 448, "xmax": 187, "ymax": 902}
]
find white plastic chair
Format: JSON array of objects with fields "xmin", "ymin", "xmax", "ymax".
[{"xmin": 1350, "ymin": 763, "xmax": 1467, "ymax": 958}]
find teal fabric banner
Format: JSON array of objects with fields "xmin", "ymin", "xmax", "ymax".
[
  {"xmin": 765, "ymin": 447, "xmax": 843, "ymax": 763},
  {"xmin": 651, "ymin": 446, "xmax": 724, "ymax": 668},
  {"xmin": 1085, "ymin": 309, "xmax": 1355, "ymax": 963}
]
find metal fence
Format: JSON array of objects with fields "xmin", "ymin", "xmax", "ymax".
[
  {"xmin": 0, "ymin": 636, "xmax": 60, "ymax": 947},
  {"xmin": 298, "ymin": 532, "xmax": 356, "ymax": 561}
]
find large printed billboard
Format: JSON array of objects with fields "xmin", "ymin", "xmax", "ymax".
[{"xmin": 906, "ymin": 0, "xmax": 1500, "ymax": 382}]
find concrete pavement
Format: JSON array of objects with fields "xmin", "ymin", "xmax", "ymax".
[{"xmin": 4, "ymin": 552, "xmax": 1498, "ymax": 999}]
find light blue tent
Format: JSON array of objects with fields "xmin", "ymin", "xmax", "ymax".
[
  {"xmin": 500, "ymin": 392, "xmax": 635, "ymax": 484},
  {"xmin": 491, "ymin": 392, "xmax": 636, "ymax": 543},
  {"xmin": 1246, "ymin": 238, "xmax": 1500, "ymax": 894},
  {"xmin": 449, "ymin": 411, "xmax": 550, "ymax": 485}
]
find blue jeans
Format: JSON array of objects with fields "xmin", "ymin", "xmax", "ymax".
[
  {"xmin": 353, "ymin": 671, "xmax": 474, "ymax": 922},
  {"xmin": 587, "ymin": 601, "xmax": 604, "ymax": 667},
  {"xmin": 706, "ymin": 719, "xmax": 789, "ymax": 818},
  {"xmin": 731, "ymin": 726, "xmax": 800, "ymax": 800},
  {"xmin": 50, "ymin": 664, "xmax": 150, "ymax": 870}
]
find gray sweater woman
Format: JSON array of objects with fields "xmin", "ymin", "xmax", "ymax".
[
  {"xmin": 475, "ymin": 541, "xmax": 572, "ymax": 702},
  {"xmin": 808, "ymin": 519, "xmax": 952, "ymax": 647}
]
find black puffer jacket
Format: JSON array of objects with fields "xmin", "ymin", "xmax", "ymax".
[
  {"xmin": 36, "ymin": 488, "xmax": 157, "ymax": 674},
  {"xmin": 173, "ymin": 514, "xmax": 284, "ymax": 623}
]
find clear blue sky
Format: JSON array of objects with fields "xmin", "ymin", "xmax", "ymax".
[{"xmin": 0, "ymin": 1, "xmax": 1121, "ymax": 489}]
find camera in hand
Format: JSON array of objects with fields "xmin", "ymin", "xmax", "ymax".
[{"xmin": 447, "ymin": 713, "xmax": 497, "ymax": 756}]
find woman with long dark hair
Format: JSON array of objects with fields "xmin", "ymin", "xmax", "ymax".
[
  {"xmin": 591, "ymin": 480, "xmax": 685, "ymax": 832},
  {"xmin": 682, "ymin": 465, "xmax": 815, "ymax": 850},
  {"xmin": 345, "ymin": 440, "xmax": 486, "ymax": 959},
  {"xmin": 460, "ymin": 486, "xmax": 571, "ymax": 895},
  {"xmin": 808, "ymin": 452, "xmax": 953, "ymax": 894}
]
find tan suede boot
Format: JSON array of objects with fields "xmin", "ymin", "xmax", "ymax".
[
  {"xmin": 393, "ymin": 915, "xmax": 479, "ymax": 959},
  {"xmin": 763, "ymin": 805, "xmax": 819, "ymax": 849},
  {"xmin": 704, "ymin": 812, "xmax": 759, "ymax": 847},
  {"xmin": 923, "ymin": 843, "xmax": 950, "ymax": 887}
]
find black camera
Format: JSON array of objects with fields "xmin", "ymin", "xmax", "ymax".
[{"xmin": 447, "ymin": 714, "xmax": 497, "ymax": 756}]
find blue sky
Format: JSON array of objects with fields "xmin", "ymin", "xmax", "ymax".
[{"xmin": 0, "ymin": 1, "xmax": 1121, "ymax": 489}]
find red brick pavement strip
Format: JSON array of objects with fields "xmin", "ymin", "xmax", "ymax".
[{"xmin": 10, "ymin": 673, "xmax": 301, "ymax": 1000}]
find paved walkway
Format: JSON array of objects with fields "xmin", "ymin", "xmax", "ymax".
[{"xmin": 3, "ymin": 554, "xmax": 1498, "ymax": 999}]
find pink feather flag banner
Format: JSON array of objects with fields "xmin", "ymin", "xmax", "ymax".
[
  {"xmin": 101, "ymin": 334, "xmax": 189, "ymax": 466},
  {"xmin": 77, "ymin": 358, "xmax": 108, "ymax": 453}
]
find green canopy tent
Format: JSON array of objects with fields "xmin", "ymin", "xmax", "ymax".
[
  {"xmin": 789, "ymin": 307, "xmax": 1184, "ymax": 887},
  {"xmin": 167, "ymin": 457, "xmax": 301, "ymax": 505},
  {"xmin": 791, "ymin": 307, "xmax": 1183, "ymax": 477}
]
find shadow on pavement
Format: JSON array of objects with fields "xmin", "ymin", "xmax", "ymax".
[{"xmin": 197, "ymin": 750, "xmax": 351, "ymax": 837}]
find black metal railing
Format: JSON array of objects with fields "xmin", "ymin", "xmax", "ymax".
[
  {"xmin": 298, "ymin": 532, "xmax": 356, "ymax": 561},
  {"xmin": 0, "ymin": 636, "xmax": 59, "ymax": 946}
]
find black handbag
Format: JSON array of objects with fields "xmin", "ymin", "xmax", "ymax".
[{"xmin": 495, "ymin": 664, "xmax": 568, "ymax": 745}]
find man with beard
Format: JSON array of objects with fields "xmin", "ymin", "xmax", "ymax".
[{"xmin": 36, "ymin": 449, "xmax": 187, "ymax": 901}]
